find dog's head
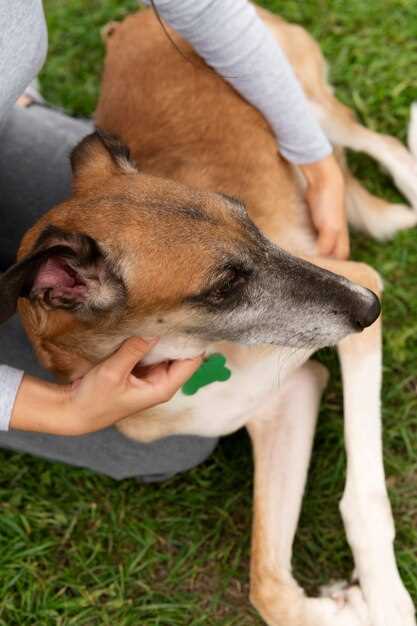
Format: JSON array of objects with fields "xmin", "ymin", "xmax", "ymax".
[{"xmin": 0, "ymin": 131, "xmax": 380, "ymax": 379}]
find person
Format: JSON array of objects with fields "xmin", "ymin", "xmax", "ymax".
[{"xmin": 0, "ymin": 0, "xmax": 348, "ymax": 480}]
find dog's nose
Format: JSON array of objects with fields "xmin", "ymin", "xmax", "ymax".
[{"xmin": 351, "ymin": 289, "xmax": 381, "ymax": 330}]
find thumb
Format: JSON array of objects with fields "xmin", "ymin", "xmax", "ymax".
[
  {"xmin": 105, "ymin": 337, "xmax": 159, "ymax": 379},
  {"xmin": 333, "ymin": 229, "xmax": 350, "ymax": 260},
  {"xmin": 316, "ymin": 226, "xmax": 336, "ymax": 257},
  {"xmin": 162, "ymin": 356, "xmax": 204, "ymax": 391}
]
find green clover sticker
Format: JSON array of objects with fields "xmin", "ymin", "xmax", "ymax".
[{"xmin": 182, "ymin": 353, "xmax": 232, "ymax": 396}]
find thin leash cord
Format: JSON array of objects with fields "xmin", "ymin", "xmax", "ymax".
[
  {"xmin": 149, "ymin": 0, "xmax": 209, "ymax": 71},
  {"xmin": 149, "ymin": 0, "xmax": 243, "ymax": 80}
]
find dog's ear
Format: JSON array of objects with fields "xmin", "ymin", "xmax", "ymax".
[
  {"xmin": 70, "ymin": 129, "xmax": 137, "ymax": 192},
  {"xmin": 0, "ymin": 226, "xmax": 126, "ymax": 324}
]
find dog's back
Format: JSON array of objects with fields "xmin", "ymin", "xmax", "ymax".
[{"xmin": 96, "ymin": 9, "xmax": 316, "ymax": 255}]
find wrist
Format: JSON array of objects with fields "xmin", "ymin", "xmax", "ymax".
[
  {"xmin": 10, "ymin": 374, "xmax": 73, "ymax": 434},
  {"xmin": 300, "ymin": 153, "xmax": 342, "ymax": 187}
]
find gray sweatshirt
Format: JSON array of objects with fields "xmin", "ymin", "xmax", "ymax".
[{"xmin": 0, "ymin": 0, "xmax": 331, "ymax": 430}]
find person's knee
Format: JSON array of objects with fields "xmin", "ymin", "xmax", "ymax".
[
  {"xmin": 0, "ymin": 105, "xmax": 93, "ymax": 266},
  {"xmin": 113, "ymin": 435, "xmax": 219, "ymax": 481}
]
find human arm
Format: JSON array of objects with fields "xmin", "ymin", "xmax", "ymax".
[
  {"xmin": 5, "ymin": 338, "xmax": 202, "ymax": 436},
  {"xmin": 0, "ymin": 1, "xmax": 47, "ymax": 125}
]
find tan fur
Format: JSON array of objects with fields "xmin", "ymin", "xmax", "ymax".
[{"xmin": 95, "ymin": 10, "xmax": 316, "ymax": 254}]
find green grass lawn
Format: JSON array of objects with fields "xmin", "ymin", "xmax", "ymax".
[{"xmin": 1, "ymin": 1, "xmax": 417, "ymax": 624}]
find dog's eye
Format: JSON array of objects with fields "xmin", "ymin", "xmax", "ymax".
[
  {"xmin": 208, "ymin": 266, "xmax": 250, "ymax": 304},
  {"xmin": 187, "ymin": 264, "xmax": 252, "ymax": 308}
]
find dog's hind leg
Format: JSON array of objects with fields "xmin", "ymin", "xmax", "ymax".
[
  {"xmin": 248, "ymin": 361, "xmax": 370, "ymax": 626},
  {"xmin": 260, "ymin": 9, "xmax": 417, "ymax": 234},
  {"xmin": 344, "ymin": 171, "xmax": 417, "ymax": 240},
  {"xmin": 312, "ymin": 257, "xmax": 416, "ymax": 626},
  {"xmin": 315, "ymin": 97, "xmax": 417, "ymax": 212},
  {"xmin": 329, "ymin": 146, "xmax": 417, "ymax": 240}
]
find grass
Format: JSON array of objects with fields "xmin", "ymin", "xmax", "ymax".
[{"xmin": 1, "ymin": 0, "xmax": 417, "ymax": 624}]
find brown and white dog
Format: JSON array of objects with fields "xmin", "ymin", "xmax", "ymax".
[{"xmin": 2, "ymin": 6, "xmax": 417, "ymax": 626}]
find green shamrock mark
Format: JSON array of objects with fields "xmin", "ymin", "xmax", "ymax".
[{"xmin": 182, "ymin": 353, "xmax": 231, "ymax": 396}]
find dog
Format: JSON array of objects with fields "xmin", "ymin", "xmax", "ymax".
[{"xmin": 1, "ymin": 6, "xmax": 417, "ymax": 626}]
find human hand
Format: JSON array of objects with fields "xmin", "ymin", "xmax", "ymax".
[
  {"xmin": 11, "ymin": 338, "xmax": 203, "ymax": 436},
  {"xmin": 300, "ymin": 153, "xmax": 350, "ymax": 260}
]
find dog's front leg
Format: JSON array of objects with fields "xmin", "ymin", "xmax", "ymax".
[
  {"xmin": 338, "ymin": 312, "xmax": 415, "ymax": 626},
  {"xmin": 307, "ymin": 257, "xmax": 417, "ymax": 626},
  {"xmin": 248, "ymin": 361, "xmax": 369, "ymax": 626}
]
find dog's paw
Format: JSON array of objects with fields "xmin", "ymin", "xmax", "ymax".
[
  {"xmin": 303, "ymin": 597, "xmax": 368, "ymax": 626},
  {"xmin": 252, "ymin": 578, "xmax": 369, "ymax": 626},
  {"xmin": 366, "ymin": 583, "xmax": 416, "ymax": 626},
  {"xmin": 288, "ymin": 583, "xmax": 371, "ymax": 626},
  {"xmin": 362, "ymin": 202, "xmax": 417, "ymax": 240},
  {"xmin": 316, "ymin": 581, "xmax": 371, "ymax": 625}
]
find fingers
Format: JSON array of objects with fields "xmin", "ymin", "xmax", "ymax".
[
  {"xmin": 103, "ymin": 337, "xmax": 159, "ymax": 380},
  {"xmin": 67, "ymin": 341, "xmax": 202, "ymax": 433},
  {"xmin": 16, "ymin": 95, "xmax": 33, "ymax": 108},
  {"xmin": 334, "ymin": 227, "xmax": 350, "ymax": 260},
  {"xmin": 302, "ymin": 154, "xmax": 350, "ymax": 261},
  {"xmin": 138, "ymin": 356, "xmax": 203, "ymax": 393},
  {"xmin": 132, "ymin": 356, "xmax": 203, "ymax": 405},
  {"xmin": 317, "ymin": 226, "xmax": 350, "ymax": 260},
  {"xmin": 164, "ymin": 356, "xmax": 203, "ymax": 391},
  {"xmin": 316, "ymin": 226, "xmax": 337, "ymax": 257}
]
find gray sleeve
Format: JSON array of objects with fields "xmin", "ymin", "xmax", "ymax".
[
  {"xmin": 0, "ymin": 1, "xmax": 48, "ymax": 126},
  {"xmin": 0, "ymin": 366, "xmax": 24, "ymax": 431},
  {"xmin": 143, "ymin": 0, "xmax": 331, "ymax": 164},
  {"xmin": 0, "ymin": 2, "xmax": 45, "ymax": 430}
]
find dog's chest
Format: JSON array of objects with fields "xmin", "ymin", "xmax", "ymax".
[
  {"xmin": 118, "ymin": 346, "xmax": 311, "ymax": 442},
  {"xmin": 176, "ymin": 356, "xmax": 277, "ymax": 436}
]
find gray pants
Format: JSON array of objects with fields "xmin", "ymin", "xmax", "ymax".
[{"xmin": 0, "ymin": 104, "xmax": 217, "ymax": 480}]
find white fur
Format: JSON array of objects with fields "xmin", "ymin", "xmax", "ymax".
[
  {"xmin": 248, "ymin": 362, "xmax": 374, "ymax": 626},
  {"xmin": 347, "ymin": 109, "xmax": 417, "ymax": 211},
  {"xmin": 141, "ymin": 335, "xmax": 208, "ymax": 365},
  {"xmin": 145, "ymin": 340, "xmax": 313, "ymax": 438},
  {"xmin": 320, "ymin": 582, "xmax": 371, "ymax": 624},
  {"xmin": 346, "ymin": 189, "xmax": 417, "ymax": 241},
  {"xmin": 338, "ymin": 346, "xmax": 416, "ymax": 626}
]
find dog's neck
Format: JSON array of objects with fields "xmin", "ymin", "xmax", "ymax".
[{"xmin": 140, "ymin": 335, "xmax": 210, "ymax": 366}]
